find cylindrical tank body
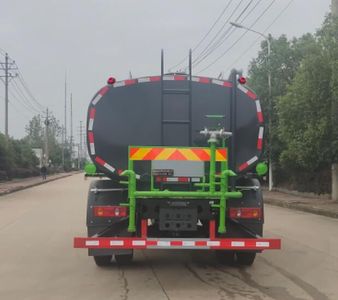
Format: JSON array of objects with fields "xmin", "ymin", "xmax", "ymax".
[{"xmin": 87, "ymin": 75, "xmax": 264, "ymax": 179}]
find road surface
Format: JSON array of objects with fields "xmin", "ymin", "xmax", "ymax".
[{"xmin": 0, "ymin": 174, "xmax": 337, "ymax": 300}]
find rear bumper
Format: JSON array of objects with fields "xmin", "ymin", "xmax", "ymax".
[{"xmin": 74, "ymin": 237, "xmax": 281, "ymax": 250}]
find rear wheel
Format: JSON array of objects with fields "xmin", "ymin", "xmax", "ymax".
[
  {"xmin": 236, "ymin": 252, "xmax": 256, "ymax": 266},
  {"xmin": 215, "ymin": 251, "xmax": 235, "ymax": 265},
  {"xmin": 115, "ymin": 252, "xmax": 133, "ymax": 265},
  {"xmin": 93, "ymin": 255, "xmax": 113, "ymax": 267}
]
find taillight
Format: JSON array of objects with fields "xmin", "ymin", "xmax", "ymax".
[
  {"xmin": 93, "ymin": 206, "xmax": 127, "ymax": 217},
  {"xmin": 238, "ymin": 76, "xmax": 247, "ymax": 84},
  {"xmin": 229, "ymin": 207, "xmax": 262, "ymax": 219}
]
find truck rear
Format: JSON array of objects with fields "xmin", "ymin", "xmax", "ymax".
[{"xmin": 74, "ymin": 53, "xmax": 280, "ymax": 266}]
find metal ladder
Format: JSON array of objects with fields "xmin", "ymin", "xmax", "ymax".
[{"xmin": 160, "ymin": 50, "xmax": 193, "ymax": 146}]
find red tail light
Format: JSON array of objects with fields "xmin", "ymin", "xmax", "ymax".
[
  {"xmin": 229, "ymin": 207, "xmax": 262, "ymax": 219},
  {"xmin": 93, "ymin": 206, "xmax": 127, "ymax": 217},
  {"xmin": 107, "ymin": 77, "xmax": 116, "ymax": 85},
  {"xmin": 238, "ymin": 76, "xmax": 247, "ymax": 85}
]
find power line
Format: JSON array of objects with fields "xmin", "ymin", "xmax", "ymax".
[
  {"xmin": 223, "ymin": 0, "xmax": 295, "ymax": 73},
  {"xmin": 196, "ymin": 0, "xmax": 276, "ymax": 74},
  {"xmin": 14, "ymin": 69, "xmax": 45, "ymax": 110},
  {"xmin": 193, "ymin": 0, "xmax": 261, "ymax": 68},
  {"xmin": 11, "ymin": 79, "xmax": 44, "ymax": 114},
  {"xmin": 168, "ymin": 0, "xmax": 234, "ymax": 71},
  {"xmin": 9, "ymin": 88, "xmax": 41, "ymax": 115},
  {"xmin": 191, "ymin": 0, "xmax": 247, "ymax": 67}
]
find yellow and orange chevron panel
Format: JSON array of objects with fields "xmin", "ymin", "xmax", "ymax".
[{"xmin": 129, "ymin": 147, "xmax": 227, "ymax": 162}]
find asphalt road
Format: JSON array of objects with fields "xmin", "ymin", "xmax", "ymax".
[{"xmin": 0, "ymin": 174, "xmax": 337, "ymax": 300}]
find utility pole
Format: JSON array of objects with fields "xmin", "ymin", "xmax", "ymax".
[
  {"xmin": 0, "ymin": 53, "xmax": 17, "ymax": 137},
  {"xmin": 64, "ymin": 73, "xmax": 67, "ymax": 143},
  {"xmin": 332, "ymin": 0, "xmax": 338, "ymax": 201},
  {"xmin": 44, "ymin": 108, "xmax": 49, "ymax": 166},
  {"xmin": 70, "ymin": 92, "xmax": 73, "ymax": 161},
  {"xmin": 62, "ymin": 73, "xmax": 67, "ymax": 170}
]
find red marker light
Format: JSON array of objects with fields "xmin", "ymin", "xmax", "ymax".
[
  {"xmin": 107, "ymin": 77, "xmax": 116, "ymax": 85},
  {"xmin": 238, "ymin": 76, "xmax": 247, "ymax": 85}
]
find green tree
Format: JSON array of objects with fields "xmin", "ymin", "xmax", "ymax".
[
  {"xmin": 277, "ymin": 15, "xmax": 338, "ymax": 193},
  {"xmin": 248, "ymin": 34, "xmax": 318, "ymax": 165},
  {"xmin": 25, "ymin": 115, "xmax": 44, "ymax": 148},
  {"xmin": 24, "ymin": 112, "xmax": 70, "ymax": 167},
  {"xmin": 0, "ymin": 133, "xmax": 14, "ymax": 178}
]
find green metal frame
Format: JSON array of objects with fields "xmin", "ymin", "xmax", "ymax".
[{"xmin": 120, "ymin": 140, "xmax": 242, "ymax": 234}]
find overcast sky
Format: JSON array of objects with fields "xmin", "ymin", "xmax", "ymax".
[{"xmin": 0, "ymin": 0, "xmax": 332, "ymax": 139}]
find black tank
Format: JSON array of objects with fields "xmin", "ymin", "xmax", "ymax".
[{"xmin": 86, "ymin": 74, "xmax": 264, "ymax": 179}]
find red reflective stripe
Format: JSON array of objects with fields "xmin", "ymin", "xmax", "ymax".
[
  {"xmin": 95, "ymin": 156, "xmax": 105, "ymax": 166},
  {"xmin": 192, "ymin": 149, "xmax": 210, "ymax": 161},
  {"xmin": 99, "ymin": 86, "xmax": 109, "ymax": 96},
  {"xmin": 199, "ymin": 77, "xmax": 210, "ymax": 83},
  {"xmin": 257, "ymin": 112, "xmax": 264, "ymax": 123},
  {"xmin": 143, "ymin": 148, "xmax": 164, "ymax": 160},
  {"xmin": 174, "ymin": 75, "xmax": 186, "ymax": 81},
  {"xmin": 171, "ymin": 240, "xmax": 183, "ymax": 246},
  {"xmin": 257, "ymin": 138, "xmax": 263, "ymax": 150},
  {"xmin": 129, "ymin": 147, "xmax": 139, "ymax": 158},
  {"xmin": 150, "ymin": 76, "xmax": 161, "ymax": 81},
  {"xmin": 147, "ymin": 240, "xmax": 157, "ymax": 246},
  {"xmin": 195, "ymin": 240, "xmax": 207, "ymax": 247},
  {"xmin": 217, "ymin": 149, "xmax": 227, "ymax": 160},
  {"xmin": 88, "ymin": 132, "xmax": 94, "ymax": 143},
  {"xmin": 178, "ymin": 177, "xmax": 189, "ymax": 182},
  {"xmin": 247, "ymin": 90, "xmax": 257, "ymax": 100},
  {"xmin": 239, "ymin": 162, "xmax": 249, "ymax": 172},
  {"xmin": 223, "ymin": 81, "xmax": 232, "ymax": 87},
  {"xmin": 125, "ymin": 79, "xmax": 137, "ymax": 85},
  {"xmin": 168, "ymin": 150, "xmax": 187, "ymax": 161},
  {"xmin": 89, "ymin": 107, "xmax": 96, "ymax": 119}
]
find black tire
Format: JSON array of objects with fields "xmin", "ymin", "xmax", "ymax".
[
  {"xmin": 93, "ymin": 255, "xmax": 112, "ymax": 267},
  {"xmin": 115, "ymin": 253, "xmax": 133, "ymax": 265},
  {"xmin": 236, "ymin": 252, "xmax": 256, "ymax": 266},
  {"xmin": 215, "ymin": 251, "xmax": 235, "ymax": 265}
]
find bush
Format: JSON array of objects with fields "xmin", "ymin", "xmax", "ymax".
[{"xmin": 0, "ymin": 133, "xmax": 40, "ymax": 180}]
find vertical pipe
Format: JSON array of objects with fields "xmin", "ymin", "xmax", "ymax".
[
  {"xmin": 127, "ymin": 172, "xmax": 136, "ymax": 232},
  {"xmin": 189, "ymin": 49, "xmax": 192, "ymax": 146},
  {"xmin": 127, "ymin": 148, "xmax": 136, "ymax": 232},
  {"xmin": 160, "ymin": 49, "xmax": 164, "ymax": 145},
  {"xmin": 209, "ymin": 141, "xmax": 216, "ymax": 194},
  {"xmin": 230, "ymin": 70, "xmax": 237, "ymax": 190},
  {"xmin": 218, "ymin": 159, "xmax": 228, "ymax": 234},
  {"xmin": 150, "ymin": 168, "xmax": 154, "ymax": 191}
]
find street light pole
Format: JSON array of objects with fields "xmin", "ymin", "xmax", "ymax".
[{"xmin": 230, "ymin": 22, "xmax": 273, "ymax": 191}]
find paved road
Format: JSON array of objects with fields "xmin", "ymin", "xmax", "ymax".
[{"xmin": 0, "ymin": 174, "xmax": 337, "ymax": 300}]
